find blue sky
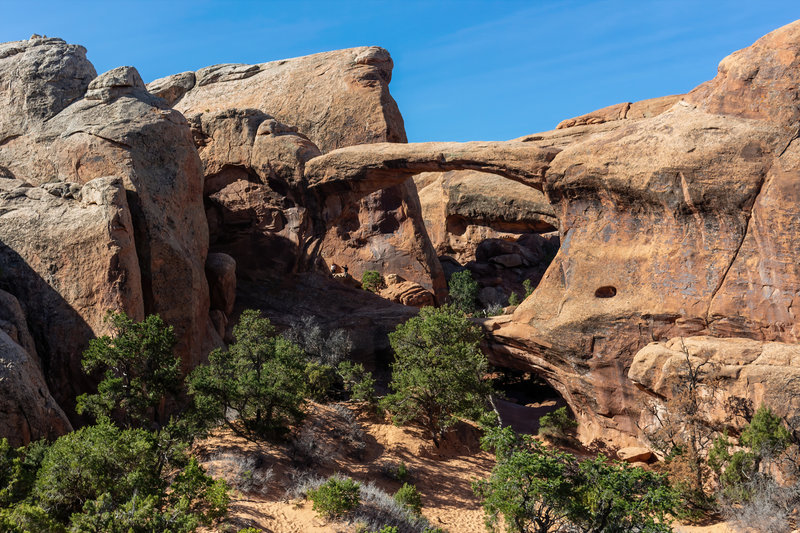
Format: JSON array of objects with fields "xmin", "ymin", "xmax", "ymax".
[{"xmin": 2, "ymin": 1, "xmax": 798, "ymax": 142}]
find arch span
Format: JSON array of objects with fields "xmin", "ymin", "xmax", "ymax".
[{"xmin": 304, "ymin": 141, "xmax": 559, "ymax": 200}]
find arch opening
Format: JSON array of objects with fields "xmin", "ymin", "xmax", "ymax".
[{"xmin": 492, "ymin": 369, "xmax": 569, "ymax": 435}]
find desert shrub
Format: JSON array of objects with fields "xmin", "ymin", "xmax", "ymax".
[
  {"xmin": 284, "ymin": 315, "xmax": 354, "ymax": 366},
  {"xmin": 362, "ymin": 270, "xmax": 385, "ymax": 293},
  {"xmin": 538, "ymin": 406, "xmax": 578, "ymax": 439},
  {"xmin": 304, "ymin": 360, "xmax": 339, "ymax": 402},
  {"xmin": 479, "ymin": 302, "xmax": 505, "ymax": 317},
  {"xmin": 710, "ymin": 405, "xmax": 797, "ymax": 526},
  {"xmin": 381, "ymin": 305, "xmax": 493, "ymax": 446},
  {"xmin": 523, "ymin": 279, "xmax": 534, "ymax": 298},
  {"xmin": 475, "ymin": 425, "xmax": 679, "ymax": 533},
  {"xmin": 332, "ymin": 404, "xmax": 367, "ymax": 459},
  {"xmin": 76, "ymin": 311, "xmax": 180, "ymax": 428},
  {"xmin": 382, "ymin": 460, "xmax": 410, "ymax": 482},
  {"xmin": 394, "ymin": 483, "xmax": 422, "ymax": 514},
  {"xmin": 338, "ymin": 360, "xmax": 378, "ymax": 406},
  {"xmin": 639, "ymin": 339, "xmax": 724, "ymax": 513},
  {"xmin": 188, "ymin": 309, "xmax": 307, "ymax": 439},
  {"xmin": 507, "ymin": 292, "xmax": 521, "ymax": 306},
  {"xmin": 0, "ymin": 422, "xmax": 228, "ymax": 532},
  {"xmin": 290, "ymin": 421, "xmax": 326, "ymax": 466},
  {"xmin": 353, "ymin": 481, "xmax": 433, "ymax": 532},
  {"xmin": 448, "ymin": 270, "xmax": 479, "ymax": 314},
  {"xmin": 308, "ymin": 475, "xmax": 361, "ymax": 518},
  {"xmin": 204, "ymin": 452, "xmax": 274, "ymax": 496}
]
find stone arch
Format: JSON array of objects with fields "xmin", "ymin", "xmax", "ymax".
[{"xmin": 304, "ymin": 140, "xmax": 559, "ymax": 199}]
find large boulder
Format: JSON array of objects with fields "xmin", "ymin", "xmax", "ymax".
[
  {"xmin": 629, "ymin": 336, "xmax": 800, "ymax": 432},
  {"xmin": 415, "ymin": 169, "xmax": 559, "ymax": 305},
  {"xmin": 485, "ymin": 20, "xmax": 800, "ymax": 446}
]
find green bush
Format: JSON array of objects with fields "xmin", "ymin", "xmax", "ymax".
[
  {"xmin": 304, "ymin": 361, "xmax": 338, "ymax": 402},
  {"xmin": 0, "ymin": 422, "xmax": 228, "ymax": 532},
  {"xmin": 474, "ymin": 425, "xmax": 679, "ymax": 533},
  {"xmin": 522, "ymin": 279, "xmax": 534, "ymax": 298},
  {"xmin": 394, "ymin": 483, "xmax": 422, "ymax": 514},
  {"xmin": 337, "ymin": 361, "xmax": 377, "ymax": 406},
  {"xmin": 188, "ymin": 310, "xmax": 307, "ymax": 439},
  {"xmin": 76, "ymin": 312, "xmax": 180, "ymax": 428},
  {"xmin": 308, "ymin": 475, "xmax": 361, "ymax": 518},
  {"xmin": 362, "ymin": 270, "xmax": 384, "ymax": 293},
  {"xmin": 709, "ymin": 405, "xmax": 793, "ymax": 503},
  {"xmin": 381, "ymin": 305, "xmax": 493, "ymax": 446},
  {"xmin": 448, "ymin": 270, "xmax": 479, "ymax": 314},
  {"xmin": 538, "ymin": 407, "xmax": 578, "ymax": 439},
  {"xmin": 507, "ymin": 292, "xmax": 520, "ymax": 306}
]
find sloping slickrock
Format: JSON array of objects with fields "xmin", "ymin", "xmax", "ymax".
[
  {"xmin": 556, "ymin": 95, "xmax": 682, "ymax": 129},
  {"xmin": 162, "ymin": 47, "xmax": 446, "ymax": 300},
  {"xmin": 0, "ymin": 51, "xmax": 218, "ymax": 375},
  {"xmin": 0, "ymin": 329, "xmax": 72, "ymax": 447},
  {"xmin": 485, "ymin": 20, "xmax": 800, "ymax": 446},
  {"xmin": 0, "ymin": 177, "xmax": 143, "ymax": 423}
]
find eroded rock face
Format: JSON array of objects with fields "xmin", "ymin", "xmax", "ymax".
[
  {"xmin": 0, "ymin": 287, "xmax": 73, "ymax": 446},
  {"xmin": 0, "ymin": 37, "xmax": 217, "ymax": 438},
  {"xmin": 629, "ymin": 336, "xmax": 800, "ymax": 433},
  {"xmin": 0, "ymin": 46, "xmax": 218, "ymax": 376},
  {"xmin": 379, "ymin": 277, "xmax": 435, "ymax": 308},
  {"xmin": 485, "ymin": 20, "xmax": 800, "ymax": 446},
  {"xmin": 161, "ymin": 47, "xmax": 445, "ymax": 299},
  {"xmin": 0, "ymin": 177, "xmax": 143, "ymax": 423},
  {"xmin": 415, "ymin": 170, "xmax": 559, "ymax": 305}
]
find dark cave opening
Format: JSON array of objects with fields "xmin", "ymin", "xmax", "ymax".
[{"xmin": 492, "ymin": 369, "xmax": 568, "ymax": 435}]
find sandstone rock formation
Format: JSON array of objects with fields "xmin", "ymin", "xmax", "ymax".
[
  {"xmin": 415, "ymin": 170, "xmax": 558, "ymax": 306},
  {"xmin": 305, "ymin": 141, "xmax": 558, "ymax": 195},
  {"xmin": 0, "ymin": 328, "xmax": 72, "ymax": 447},
  {"xmin": 556, "ymin": 94, "xmax": 683, "ymax": 129},
  {"xmin": 0, "ymin": 37, "xmax": 217, "ymax": 439},
  {"xmin": 414, "ymin": 170, "xmax": 557, "ymax": 261},
  {"xmin": 154, "ymin": 47, "xmax": 445, "ymax": 299},
  {"xmin": 379, "ymin": 276, "xmax": 435, "ymax": 308},
  {"xmin": 0, "ymin": 177, "xmax": 143, "ymax": 421},
  {"xmin": 3, "ymin": 20, "xmax": 800, "ymax": 453},
  {"xmin": 484, "ymin": 20, "xmax": 800, "ymax": 446},
  {"xmin": 297, "ymin": 20, "xmax": 800, "ymax": 448},
  {"xmin": 630, "ymin": 336, "xmax": 800, "ymax": 433}
]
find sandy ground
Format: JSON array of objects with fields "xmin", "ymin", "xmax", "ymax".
[
  {"xmin": 195, "ymin": 402, "xmax": 493, "ymax": 532},
  {"xmin": 195, "ymin": 402, "xmax": 733, "ymax": 533}
]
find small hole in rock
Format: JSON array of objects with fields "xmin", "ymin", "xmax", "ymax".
[{"xmin": 595, "ymin": 286, "xmax": 617, "ymax": 298}]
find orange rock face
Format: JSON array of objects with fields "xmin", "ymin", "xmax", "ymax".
[
  {"xmin": 486, "ymin": 20, "xmax": 800, "ymax": 446},
  {"xmin": 158, "ymin": 47, "xmax": 445, "ymax": 299}
]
